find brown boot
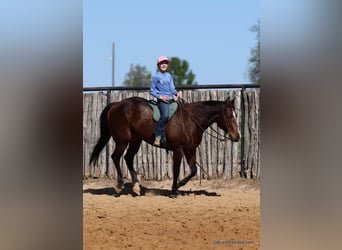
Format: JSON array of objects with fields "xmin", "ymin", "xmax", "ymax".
[{"xmin": 153, "ymin": 136, "xmax": 161, "ymax": 146}]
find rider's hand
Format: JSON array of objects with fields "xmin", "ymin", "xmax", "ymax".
[{"xmin": 159, "ymin": 96, "xmax": 170, "ymax": 102}]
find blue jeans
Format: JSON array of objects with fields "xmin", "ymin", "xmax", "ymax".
[{"xmin": 153, "ymin": 99, "xmax": 172, "ymax": 137}]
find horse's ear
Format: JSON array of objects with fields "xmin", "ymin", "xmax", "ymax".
[
  {"xmin": 228, "ymin": 97, "xmax": 235, "ymax": 108},
  {"xmin": 225, "ymin": 96, "xmax": 236, "ymax": 107}
]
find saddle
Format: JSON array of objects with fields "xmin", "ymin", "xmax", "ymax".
[
  {"xmin": 147, "ymin": 100, "xmax": 179, "ymax": 150},
  {"xmin": 147, "ymin": 100, "xmax": 178, "ymax": 122}
]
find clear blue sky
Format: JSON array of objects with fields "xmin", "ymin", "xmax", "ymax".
[{"xmin": 83, "ymin": 0, "xmax": 259, "ymax": 87}]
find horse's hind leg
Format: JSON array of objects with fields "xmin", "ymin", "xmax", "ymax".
[
  {"xmin": 124, "ymin": 136, "xmax": 142, "ymax": 195},
  {"xmin": 177, "ymin": 148, "xmax": 197, "ymax": 189},
  {"xmin": 111, "ymin": 143, "xmax": 128, "ymax": 193}
]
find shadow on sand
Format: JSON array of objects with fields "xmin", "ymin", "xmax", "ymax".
[{"xmin": 83, "ymin": 183, "xmax": 221, "ymax": 198}]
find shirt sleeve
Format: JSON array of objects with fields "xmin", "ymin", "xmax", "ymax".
[
  {"xmin": 169, "ymin": 74, "xmax": 177, "ymax": 96},
  {"xmin": 150, "ymin": 75, "xmax": 159, "ymax": 99}
]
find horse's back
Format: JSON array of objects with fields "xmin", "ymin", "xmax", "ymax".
[
  {"xmin": 106, "ymin": 97, "xmax": 155, "ymax": 142},
  {"xmin": 120, "ymin": 96, "xmax": 149, "ymax": 108},
  {"xmin": 109, "ymin": 97, "xmax": 149, "ymax": 113}
]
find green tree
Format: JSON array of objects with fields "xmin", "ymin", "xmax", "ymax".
[
  {"xmin": 123, "ymin": 64, "xmax": 152, "ymax": 87},
  {"xmin": 248, "ymin": 21, "xmax": 260, "ymax": 84},
  {"xmin": 167, "ymin": 57, "xmax": 197, "ymax": 86}
]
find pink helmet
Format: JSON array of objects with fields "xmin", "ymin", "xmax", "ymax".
[{"xmin": 157, "ymin": 55, "xmax": 169, "ymax": 64}]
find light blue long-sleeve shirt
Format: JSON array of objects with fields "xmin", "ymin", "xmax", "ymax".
[{"xmin": 150, "ymin": 71, "xmax": 177, "ymax": 99}]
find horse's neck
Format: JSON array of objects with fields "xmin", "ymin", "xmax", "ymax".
[{"xmin": 189, "ymin": 101, "xmax": 221, "ymax": 129}]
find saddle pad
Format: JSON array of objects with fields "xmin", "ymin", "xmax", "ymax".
[{"xmin": 148, "ymin": 100, "xmax": 178, "ymax": 122}]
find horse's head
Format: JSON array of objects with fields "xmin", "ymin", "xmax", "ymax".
[{"xmin": 219, "ymin": 98, "xmax": 240, "ymax": 142}]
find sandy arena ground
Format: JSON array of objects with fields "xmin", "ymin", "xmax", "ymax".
[{"xmin": 83, "ymin": 178, "xmax": 260, "ymax": 250}]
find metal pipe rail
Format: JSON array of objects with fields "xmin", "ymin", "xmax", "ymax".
[{"xmin": 83, "ymin": 84, "xmax": 260, "ymax": 178}]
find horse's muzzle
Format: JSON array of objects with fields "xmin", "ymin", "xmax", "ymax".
[
  {"xmin": 230, "ymin": 134, "xmax": 240, "ymax": 142},
  {"xmin": 227, "ymin": 134, "xmax": 240, "ymax": 142},
  {"xmin": 232, "ymin": 135, "xmax": 240, "ymax": 142}
]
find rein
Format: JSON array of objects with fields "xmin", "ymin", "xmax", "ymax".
[{"xmin": 176, "ymin": 98, "xmax": 231, "ymax": 182}]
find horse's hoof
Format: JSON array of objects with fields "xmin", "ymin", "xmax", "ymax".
[
  {"xmin": 132, "ymin": 182, "xmax": 141, "ymax": 196},
  {"xmin": 114, "ymin": 184, "xmax": 123, "ymax": 194},
  {"xmin": 169, "ymin": 190, "xmax": 180, "ymax": 198}
]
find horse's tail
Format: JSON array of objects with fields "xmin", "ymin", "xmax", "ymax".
[{"xmin": 89, "ymin": 103, "xmax": 114, "ymax": 166}]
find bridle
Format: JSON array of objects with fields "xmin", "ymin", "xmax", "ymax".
[
  {"xmin": 221, "ymin": 100, "xmax": 238, "ymax": 141},
  {"xmin": 177, "ymin": 98, "xmax": 233, "ymax": 141},
  {"xmin": 176, "ymin": 98, "xmax": 236, "ymax": 181}
]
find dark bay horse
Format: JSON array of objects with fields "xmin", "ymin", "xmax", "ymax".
[{"xmin": 89, "ymin": 96, "xmax": 240, "ymax": 196}]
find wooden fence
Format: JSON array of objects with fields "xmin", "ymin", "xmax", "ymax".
[{"xmin": 83, "ymin": 89, "xmax": 260, "ymax": 180}]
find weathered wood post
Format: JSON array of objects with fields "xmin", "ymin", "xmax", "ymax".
[
  {"xmin": 240, "ymin": 87, "xmax": 246, "ymax": 178},
  {"xmin": 105, "ymin": 89, "xmax": 111, "ymax": 177}
]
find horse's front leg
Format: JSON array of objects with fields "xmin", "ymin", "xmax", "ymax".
[
  {"xmin": 171, "ymin": 148, "xmax": 184, "ymax": 196},
  {"xmin": 177, "ymin": 148, "xmax": 197, "ymax": 189}
]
